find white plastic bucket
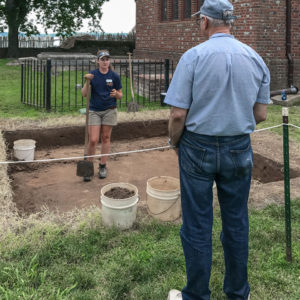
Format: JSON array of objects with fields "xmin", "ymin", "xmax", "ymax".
[
  {"xmin": 146, "ymin": 176, "xmax": 181, "ymax": 221},
  {"xmin": 100, "ymin": 182, "xmax": 139, "ymax": 230},
  {"xmin": 13, "ymin": 139, "xmax": 36, "ymax": 161}
]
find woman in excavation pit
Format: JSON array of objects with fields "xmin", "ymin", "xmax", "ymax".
[{"xmin": 81, "ymin": 50, "xmax": 122, "ymax": 181}]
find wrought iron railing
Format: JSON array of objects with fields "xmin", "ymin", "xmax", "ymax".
[{"xmin": 20, "ymin": 58, "xmax": 174, "ymax": 112}]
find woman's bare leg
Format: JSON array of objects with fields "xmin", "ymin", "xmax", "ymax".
[
  {"xmin": 87, "ymin": 125, "xmax": 100, "ymax": 161},
  {"xmin": 100, "ymin": 125, "xmax": 113, "ymax": 165}
]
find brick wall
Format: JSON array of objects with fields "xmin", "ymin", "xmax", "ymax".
[
  {"xmin": 135, "ymin": 0, "xmax": 299, "ymax": 90},
  {"xmin": 292, "ymin": 0, "xmax": 300, "ymax": 88}
]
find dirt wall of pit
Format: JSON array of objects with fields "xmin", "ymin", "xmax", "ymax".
[
  {"xmin": 3, "ymin": 120, "xmax": 300, "ymax": 214},
  {"xmin": 4, "ymin": 119, "xmax": 300, "ymax": 185},
  {"xmin": 3, "ymin": 119, "xmax": 168, "ymax": 150},
  {"xmin": 0, "ymin": 131, "xmax": 18, "ymax": 235}
]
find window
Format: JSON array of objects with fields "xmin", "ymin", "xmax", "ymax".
[
  {"xmin": 184, "ymin": 0, "xmax": 191, "ymax": 19},
  {"xmin": 173, "ymin": 0, "xmax": 179, "ymax": 20},
  {"xmin": 162, "ymin": 0, "xmax": 167, "ymax": 21}
]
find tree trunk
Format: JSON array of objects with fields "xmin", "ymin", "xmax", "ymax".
[
  {"xmin": 7, "ymin": 22, "xmax": 19, "ymax": 57},
  {"xmin": 6, "ymin": 0, "xmax": 19, "ymax": 58}
]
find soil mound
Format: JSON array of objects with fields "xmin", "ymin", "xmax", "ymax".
[
  {"xmin": 60, "ymin": 34, "xmax": 96, "ymax": 49},
  {"xmin": 104, "ymin": 187, "xmax": 135, "ymax": 199}
]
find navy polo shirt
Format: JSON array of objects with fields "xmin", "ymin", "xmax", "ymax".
[{"xmin": 89, "ymin": 69, "xmax": 122, "ymax": 111}]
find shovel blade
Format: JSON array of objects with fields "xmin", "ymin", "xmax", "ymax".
[
  {"xmin": 76, "ymin": 160, "xmax": 94, "ymax": 177},
  {"xmin": 127, "ymin": 101, "xmax": 139, "ymax": 112}
]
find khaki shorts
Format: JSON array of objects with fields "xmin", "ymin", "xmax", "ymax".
[{"xmin": 88, "ymin": 109, "xmax": 117, "ymax": 126}]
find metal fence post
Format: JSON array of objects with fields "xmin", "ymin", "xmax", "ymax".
[
  {"xmin": 282, "ymin": 106, "xmax": 292, "ymax": 262},
  {"xmin": 160, "ymin": 59, "xmax": 170, "ymax": 106},
  {"xmin": 164, "ymin": 59, "xmax": 170, "ymax": 92},
  {"xmin": 46, "ymin": 58, "xmax": 51, "ymax": 112},
  {"xmin": 21, "ymin": 62, "xmax": 24, "ymax": 103}
]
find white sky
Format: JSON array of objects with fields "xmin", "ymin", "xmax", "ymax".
[
  {"xmin": 79, "ymin": 0, "xmax": 135, "ymax": 33},
  {"xmin": 29, "ymin": 0, "xmax": 136, "ymax": 34},
  {"xmin": 100, "ymin": 0, "xmax": 136, "ymax": 33}
]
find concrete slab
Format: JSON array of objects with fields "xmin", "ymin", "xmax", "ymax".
[
  {"xmin": 36, "ymin": 52, "xmax": 97, "ymax": 68},
  {"xmin": 271, "ymin": 94, "xmax": 300, "ymax": 107},
  {"xmin": 37, "ymin": 52, "xmax": 96, "ymax": 60}
]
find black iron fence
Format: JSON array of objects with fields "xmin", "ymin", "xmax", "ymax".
[{"xmin": 20, "ymin": 57, "xmax": 175, "ymax": 112}]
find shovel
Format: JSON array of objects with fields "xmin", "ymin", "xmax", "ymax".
[
  {"xmin": 76, "ymin": 80, "xmax": 94, "ymax": 178},
  {"xmin": 127, "ymin": 52, "xmax": 139, "ymax": 112}
]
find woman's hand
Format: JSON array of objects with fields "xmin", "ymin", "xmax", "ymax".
[
  {"xmin": 110, "ymin": 89, "xmax": 118, "ymax": 98},
  {"xmin": 81, "ymin": 74, "xmax": 94, "ymax": 97},
  {"xmin": 110, "ymin": 89, "xmax": 122, "ymax": 100},
  {"xmin": 84, "ymin": 74, "xmax": 94, "ymax": 81}
]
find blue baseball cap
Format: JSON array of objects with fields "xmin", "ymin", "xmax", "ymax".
[{"xmin": 192, "ymin": 0, "xmax": 237, "ymax": 20}]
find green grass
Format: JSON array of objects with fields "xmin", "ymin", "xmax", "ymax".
[
  {"xmin": 0, "ymin": 58, "xmax": 167, "ymax": 118},
  {"xmin": 256, "ymin": 105, "xmax": 300, "ymax": 143},
  {"xmin": 1, "ymin": 58, "xmax": 300, "ymax": 142},
  {"xmin": 1, "ymin": 58, "xmax": 300, "ymax": 299},
  {"xmin": 0, "ymin": 59, "xmax": 47, "ymax": 118},
  {"xmin": 0, "ymin": 200, "xmax": 299, "ymax": 299}
]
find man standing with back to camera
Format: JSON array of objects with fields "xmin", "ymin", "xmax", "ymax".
[{"xmin": 165, "ymin": 0, "xmax": 270, "ymax": 299}]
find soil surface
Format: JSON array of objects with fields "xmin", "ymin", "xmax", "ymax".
[
  {"xmin": 7, "ymin": 130, "xmax": 300, "ymax": 216},
  {"xmin": 104, "ymin": 187, "xmax": 135, "ymax": 199}
]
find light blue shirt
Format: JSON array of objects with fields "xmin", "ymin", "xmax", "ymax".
[{"xmin": 164, "ymin": 33, "xmax": 271, "ymax": 136}]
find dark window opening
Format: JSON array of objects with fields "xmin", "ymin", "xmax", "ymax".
[
  {"xmin": 185, "ymin": 0, "xmax": 191, "ymax": 19},
  {"xmin": 173, "ymin": 0, "xmax": 179, "ymax": 20},
  {"xmin": 162, "ymin": 0, "xmax": 168, "ymax": 21}
]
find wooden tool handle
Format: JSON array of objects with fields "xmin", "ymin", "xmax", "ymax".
[
  {"xmin": 128, "ymin": 52, "xmax": 135, "ymax": 102},
  {"xmin": 84, "ymin": 80, "xmax": 91, "ymax": 157}
]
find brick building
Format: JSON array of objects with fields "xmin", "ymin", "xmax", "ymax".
[{"xmin": 134, "ymin": 0, "xmax": 300, "ymax": 90}]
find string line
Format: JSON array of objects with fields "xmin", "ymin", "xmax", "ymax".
[{"xmin": 1, "ymin": 123, "xmax": 299, "ymax": 165}]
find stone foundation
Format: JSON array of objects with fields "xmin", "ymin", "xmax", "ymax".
[{"xmin": 133, "ymin": 73, "xmax": 172, "ymax": 102}]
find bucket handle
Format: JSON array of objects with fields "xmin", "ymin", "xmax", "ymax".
[{"xmin": 146, "ymin": 194, "xmax": 180, "ymax": 216}]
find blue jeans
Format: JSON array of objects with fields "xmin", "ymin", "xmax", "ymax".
[{"xmin": 178, "ymin": 131, "xmax": 252, "ymax": 300}]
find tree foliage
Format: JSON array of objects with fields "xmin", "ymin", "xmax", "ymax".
[
  {"xmin": 0, "ymin": 0, "xmax": 108, "ymax": 56},
  {"xmin": 0, "ymin": 0, "xmax": 109, "ymax": 36}
]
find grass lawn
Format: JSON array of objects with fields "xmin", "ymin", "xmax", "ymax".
[
  {"xmin": 1, "ymin": 58, "xmax": 300, "ymax": 141},
  {"xmin": 1, "ymin": 58, "xmax": 300, "ymax": 299},
  {"xmin": 0, "ymin": 59, "xmax": 165, "ymax": 119},
  {"xmin": 256, "ymin": 105, "xmax": 300, "ymax": 144},
  {"xmin": 0, "ymin": 200, "xmax": 299, "ymax": 299}
]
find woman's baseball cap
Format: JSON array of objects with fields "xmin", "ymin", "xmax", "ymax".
[
  {"xmin": 192, "ymin": 0, "xmax": 237, "ymax": 20},
  {"xmin": 98, "ymin": 51, "xmax": 110, "ymax": 59}
]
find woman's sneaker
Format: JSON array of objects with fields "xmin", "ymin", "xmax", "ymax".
[
  {"xmin": 83, "ymin": 176, "xmax": 91, "ymax": 182},
  {"xmin": 167, "ymin": 289, "xmax": 182, "ymax": 300},
  {"xmin": 99, "ymin": 164, "xmax": 107, "ymax": 179}
]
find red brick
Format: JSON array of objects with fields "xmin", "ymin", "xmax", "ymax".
[{"xmin": 135, "ymin": 0, "xmax": 300, "ymax": 90}]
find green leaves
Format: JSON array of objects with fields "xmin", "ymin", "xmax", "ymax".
[
  {"xmin": 1, "ymin": 0, "xmax": 109, "ymax": 56},
  {"xmin": 52, "ymin": 0, "xmax": 107, "ymax": 35}
]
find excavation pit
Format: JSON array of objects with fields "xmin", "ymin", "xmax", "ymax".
[{"xmin": 4, "ymin": 123, "xmax": 300, "ymax": 216}]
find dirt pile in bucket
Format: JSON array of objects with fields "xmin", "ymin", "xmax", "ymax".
[{"xmin": 104, "ymin": 187, "xmax": 135, "ymax": 199}]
